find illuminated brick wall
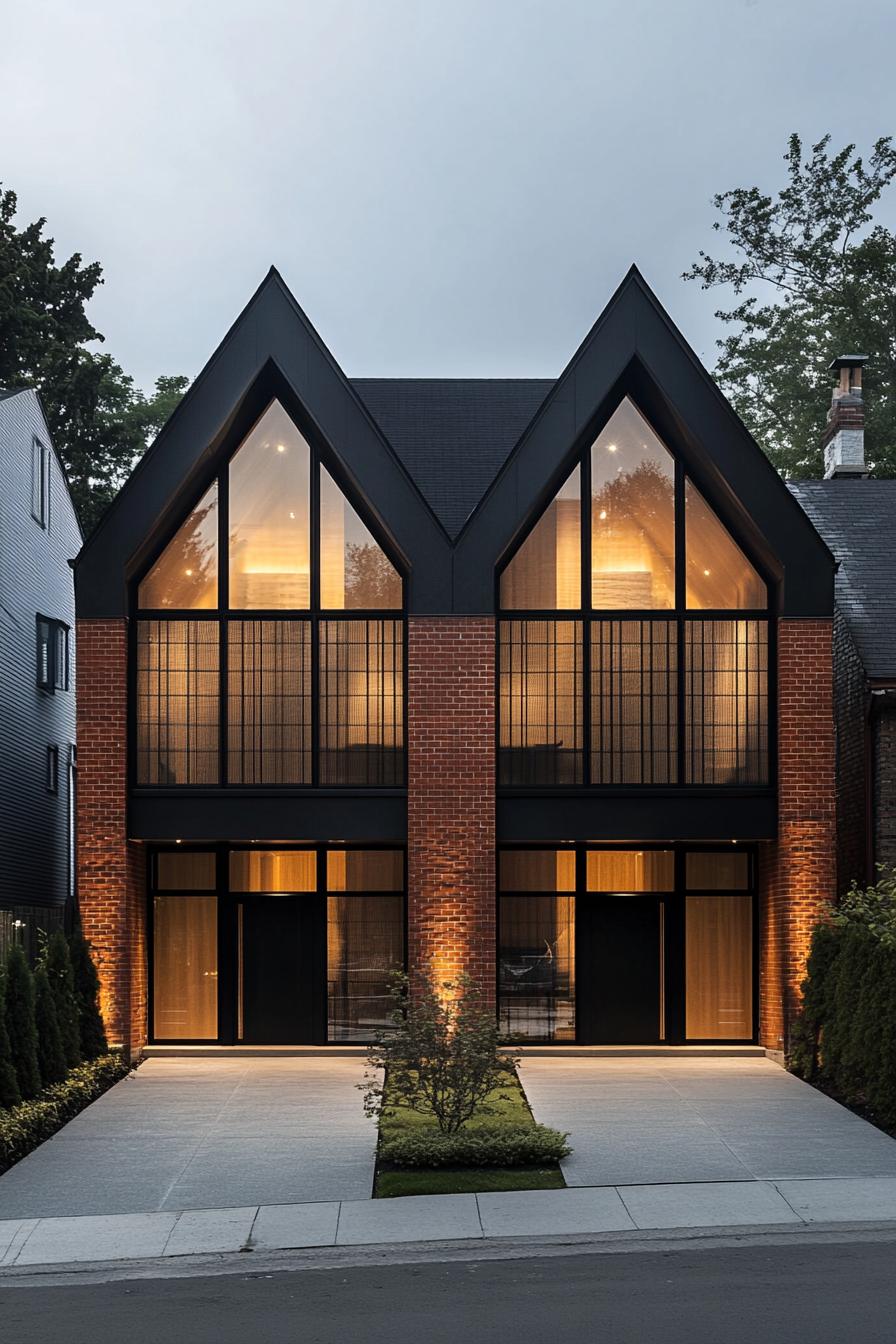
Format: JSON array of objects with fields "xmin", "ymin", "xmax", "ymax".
[
  {"xmin": 406, "ymin": 617, "xmax": 496, "ymax": 1005},
  {"xmin": 759, "ymin": 619, "xmax": 836, "ymax": 1051},
  {"xmin": 75, "ymin": 619, "xmax": 146, "ymax": 1057}
]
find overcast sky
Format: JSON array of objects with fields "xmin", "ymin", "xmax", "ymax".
[{"xmin": 3, "ymin": 0, "xmax": 896, "ymax": 390}]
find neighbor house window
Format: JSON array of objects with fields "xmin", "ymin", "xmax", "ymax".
[
  {"xmin": 45, "ymin": 745, "xmax": 59, "ymax": 795},
  {"xmin": 36, "ymin": 616, "xmax": 69, "ymax": 694},
  {"xmin": 135, "ymin": 399, "xmax": 404, "ymax": 786},
  {"xmin": 498, "ymin": 397, "xmax": 770, "ymax": 787},
  {"xmin": 31, "ymin": 438, "xmax": 50, "ymax": 527}
]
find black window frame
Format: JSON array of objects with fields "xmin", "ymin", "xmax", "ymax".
[
  {"xmin": 496, "ymin": 395, "xmax": 775, "ymax": 791},
  {"xmin": 31, "ymin": 437, "xmax": 50, "ymax": 528},
  {"xmin": 36, "ymin": 616, "xmax": 69, "ymax": 695},
  {"xmin": 45, "ymin": 744, "xmax": 59, "ymax": 795},
  {"xmin": 132, "ymin": 398, "xmax": 407, "ymax": 791}
]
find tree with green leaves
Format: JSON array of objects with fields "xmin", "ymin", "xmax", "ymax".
[
  {"xmin": 0, "ymin": 186, "xmax": 188, "ymax": 534},
  {"xmin": 68, "ymin": 924, "xmax": 108, "ymax": 1060},
  {"xmin": 43, "ymin": 930, "xmax": 81, "ymax": 1070},
  {"xmin": 684, "ymin": 134, "xmax": 896, "ymax": 477},
  {"xmin": 0, "ymin": 973, "xmax": 22, "ymax": 1110},
  {"xmin": 34, "ymin": 966, "xmax": 67, "ymax": 1088},
  {"xmin": 4, "ymin": 947, "xmax": 41, "ymax": 1100}
]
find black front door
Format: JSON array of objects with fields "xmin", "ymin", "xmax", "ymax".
[
  {"xmin": 577, "ymin": 896, "xmax": 662, "ymax": 1043},
  {"xmin": 239, "ymin": 896, "xmax": 325, "ymax": 1044}
]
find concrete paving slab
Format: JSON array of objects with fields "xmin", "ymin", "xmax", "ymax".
[
  {"xmin": 251, "ymin": 1202, "xmax": 340, "ymax": 1250},
  {"xmin": 0, "ymin": 1219, "xmax": 29, "ymax": 1262},
  {"xmin": 776, "ymin": 1177, "xmax": 896, "ymax": 1222},
  {"xmin": 619, "ymin": 1180, "xmax": 801, "ymax": 1230},
  {"xmin": 477, "ymin": 1186, "xmax": 635, "ymax": 1237},
  {"xmin": 163, "ymin": 1206, "xmax": 256, "ymax": 1256},
  {"xmin": 13, "ymin": 1212, "xmax": 177, "ymax": 1265},
  {"xmin": 336, "ymin": 1193, "xmax": 482, "ymax": 1245},
  {"xmin": 0, "ymin": 1220, "xmax": 38, "ymax": 1266}
]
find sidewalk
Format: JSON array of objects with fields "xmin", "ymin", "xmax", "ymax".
[{"xmin": 4, "ymin": 1176, "xmax": 896, "ymax": 1271}]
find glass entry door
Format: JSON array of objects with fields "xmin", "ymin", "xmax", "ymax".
[
  {"xmin": 576, "ymin": 895, "xmax": 663, "ymax": 1044},
  {"xmin": 238, "ymin": 896, "xmax": 325, "ymax": 1044}
]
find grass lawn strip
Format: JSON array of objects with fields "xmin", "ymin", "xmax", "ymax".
[{"xmin": 374, "ymin": 1068, "xmax": 567, "ymax": 1198}]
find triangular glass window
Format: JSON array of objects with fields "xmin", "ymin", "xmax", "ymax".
[
  {"xmin": 685, "ymin": 480, "xmax": 766, "ymax": 609},
  {"xmin": 591, "ymin": 399, "xmax": 675, "ymax": 608},
  {"xmin": 228, "ymin": 401, "xmax": 311, "ymax": 609},
  {"xmin": 320, "ymin": 466, "xmax": 402, "ymax": 609},
  {"xmin": 500, "ymin": 467, "xmax": 581, "ymax": 610},
  {"xmin": 138, "ymin": 482, "xmax": 218, "ymax": 609}
]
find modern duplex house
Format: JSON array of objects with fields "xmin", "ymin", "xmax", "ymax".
[
  {"xmin": 0, "ymin": 390, "xmax": 81, "ymax": 959},
  {"xmin": 73, "ymin": 267, "xmax": 839, "ymax": 1057}
]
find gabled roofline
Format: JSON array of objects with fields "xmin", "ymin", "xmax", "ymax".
[
  {"xmin": 453, "ymin": 266, "xmax": 835, "ymax": 616},
  {"xmin": 0, "ymin": 387, "xmax": 83, "ymax": 544},
  {"xmin": 75, "ymin": 268, "xmax": 453, "ymax": 616}
]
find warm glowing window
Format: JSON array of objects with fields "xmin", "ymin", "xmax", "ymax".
[
  {"xmin": 135, "ymin": 399, "xmax": 404, "ymax": 787},
  {"xmin": 500, "ymin": 468, "xmax": 581, "ymax": 610},
  {"xmin": 498, "ymin": 396, "xmax": 771, "ymax": 788},
  {"xmin": 591, "ymin": 401, "xmax": 675, "ymax": 609}
]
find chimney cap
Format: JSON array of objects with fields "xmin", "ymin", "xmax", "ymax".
[{"xmin": 829, "ymin": 355, "xmax": 869, "ymax": 371}]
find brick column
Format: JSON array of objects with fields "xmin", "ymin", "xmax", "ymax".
[
  {"xmin": 406, "ymin": 617, "xmax": 495, "ymax": 1004},
  {"xmin": 76, "ymin": 619, "xmax": 146, "ymax": 1057},
  {"xmin": 759, "ymin": 619, "xmax": 836, "ymax": 1051}
]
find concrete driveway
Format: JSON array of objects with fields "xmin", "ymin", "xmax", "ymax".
[
  {"xmin": 520, "ymin": 1056, "xmax": 896, "ymax": 1187},
  {"xmin": 0, "ymin": 1057, "xmax": 377, "ymax": 1219}
]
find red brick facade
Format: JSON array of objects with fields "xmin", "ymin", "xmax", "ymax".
[
  {"xmin": 406, "ymin": 617, "xmax": 496, "ymax": 1005},
  {"xmin": 759, "ymin": 619, "xmax": 836, "ymax": 1051},
  {"xmin": 75, "ymin": 619, "xmax": 146, "ymax": 1058}
]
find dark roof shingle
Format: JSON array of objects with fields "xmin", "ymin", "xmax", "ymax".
[
  {"xmin": 790, "ymin": 479, "xmax": 896, "ymax": 679},
  {"xmin": 351, "ymin": 378, "xmax": 554, "ymax": 538}
]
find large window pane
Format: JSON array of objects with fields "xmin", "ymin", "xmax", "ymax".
[
  {"xmin": 499, "ymin": 620, "xmax": 583, "ymax": 785},
  {"xmin": 320, "ymin": 466, "xmax": 402, "ymax": 610},
  {"xmin": 686, "ymin": 851, "xmax": 750, "ymax": 891},
  {"xmin": 136, "ymin": 621, "xmax": 219, "ymax": 784},
  {"xmin": 229, "ymin": 850, "xmax": 317, "ymax": 892},
  {"xmin": 499, "ymin": 850, "xmax": 576, "ymax": 892},
  {"xmin": 498, "ymin": 895, "xmax": 575, "ymax": 1041},
  {"xmin": 138, "ymin": 483, "xmax": 218, "ymax": 610},
  {"xmin": 686, "ymin": 895, "xmax": 753, "ymax": 1039},
  {"xmin": 500, "ymin": 467, "xmax": 581, "ymax": 610},
  {"xmin": 227, "ymin": 620, "xmax": 311, "ymax": 784},
  {"xmin": 591, "ymin": 399, "xmax": 675, "ymax": 608},
  {"xmin": 153, "ymin": 896, "xmax": 218, "ymax": 1039},
  {"xmin": 327, "ymin": 895, "xmax": 404, "ymax": 1041},
  {"xmin": 685, "ymin": 481, "xmax": 767, "ymax": 610},
  {"xmin": 319, "ymin": 619, "xmax": 404, "ymax": 785},
  {"xmin": 586, "ymin": 850, "xmax": 674, "ymax": 891},
  {"xmin": 685, "ymin": 620, "xmax": 768, "ymax": 784},
  {"xmin": 229, "ymin": 401, "xmax": 311, "ymax": 609},
  {"xmin": 327, "ymin": 850, "xmax": 403, "ymax": 891},
  {"xmin": 591, "ymin": 620, "xmax": 678, "ymax": 783}
]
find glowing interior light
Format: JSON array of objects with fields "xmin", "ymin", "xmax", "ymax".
[
  {"xmin": 703, "ymin": 568, "xmax": 711, "ymax": 577},
  {"xmin": 607, "ymin": 443, "xmax": 617, "ymax": 453},
  {"xmin": 289, "ymin": 511, "xmax": 295, "ymax": 519},
  {"xmin": 276, "ymin": 443, "xmax": 286, "ymax": 453},
  {"xmin": 599, "ymin": 510, "xmax": 607, "ymax": 521},
  {"xmin": 184, "ymin": 568, "xmax": 193, "ymax": 577}
]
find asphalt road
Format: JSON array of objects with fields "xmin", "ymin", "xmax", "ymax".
[{"xmin": 4, "ymin": 1237, "xmax": 896, "ymax": 1343}]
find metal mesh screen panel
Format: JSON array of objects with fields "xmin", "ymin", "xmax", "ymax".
[
  {"xmin": 685, "ymin": 619, "xmax": 768, "ymax": 784},
  {"xmin": 137, "ymin": 620, "xmax": 220, "ymax": 784},
  {"xmin": 319, "ymin": 619, "xmax": 404, "ymax": 785},
  {"xmin": 499, "ymin": 620, "xmax": 583, "ymax": 785},
  {"xmin": 227, "ymin": 620, "xmax": 311, "ymax": 784},
  {"xmin": 591, "ymin": 620, "xmax": 678, "ymax": 783}
]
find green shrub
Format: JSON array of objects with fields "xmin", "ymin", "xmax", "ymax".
[
  {"xmin": 69, "ymin": 924, "xmax": 107, "ymax": 1060},
  {"xmin": 5, "ymin": 946, "xmax": 41, "ymax": 1100},
  {"xmin": 34, "ymin": 966, "xmax": 67, "ymax": 1088},
  {"xmin": 362, "ymin": 971, "xmax": 520, "ymax": 1134},
  {"xmin": 0, "ymin": 1054, "xmax": 130, "ymax": 1174},
  {"xmin": 379, "ymin": 1123, "xmax": 571, "ymax": 1170},
  {"xmin": 792, "ymin": 869, "xmax": 896, "ymax": 1129},
  {"xmin": 44, "ymin": 930, "xmax": 81, "ymax": 1069},
  {"xmin": 0, "ymin": 974, "xmax": 21, "ymax": 1110}
]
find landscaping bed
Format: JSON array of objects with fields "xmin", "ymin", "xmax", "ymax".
[
  {"xmin": 374, "ymin": 1068, "xmax": 568, "ymax": 1198},
  {"xmin": 0, "ymin": 1052, "xmax": 132, "ymax": 1175}
]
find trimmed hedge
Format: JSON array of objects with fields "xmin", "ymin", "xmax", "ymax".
[
  {"xmin": 0, "ymin": 1053, "xmax": 131, "ymax": 1175},
  {"xmin": 379, "ymin": 1123, "xmax": 571, "ymax": 1170},
  {"xmin": 791, "ymin": 871, "xmax": 896, "ymax": 1130}
]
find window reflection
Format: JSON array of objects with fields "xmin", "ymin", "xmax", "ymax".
[
  {"xmin": 500, "ymin": 468, "xmax": 581, "ymax": 610},
  {"xmin": 685, "ymin": 481, "xmax": 766, "ymax": 609},
  {"xmin": 591, "ymin": 400, "xmax": 675, "ymax": 608},
  {"xmin": 498, "ymin": 896, "xmax": 575, "ymax": 1041},
  {"xmin": 228, "ymin": 402, "xmax": 311, "ymax": 609},
  {"xmin": 320, "ymin": 466, "xmax": 402, "ymax": 609},
  {"xmin": 138, "ymin": 483, "xmax": 218, "ymax": 610},
  {"xmin": 327, "ymin": 895, "xmax": 404, "ymax": 1041}
]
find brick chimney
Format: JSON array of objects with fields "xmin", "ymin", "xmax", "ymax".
[{"xmin": 823, "ymin": 355, "xmax": 869, "ymax": 478}]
